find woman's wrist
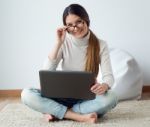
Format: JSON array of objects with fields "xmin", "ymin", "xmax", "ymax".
[
  {"xmin": 48, "ymin": 43, "xmax": 61, "ymax": 60},
  {"xmin": 101, "ymin": 83, "xmax": 110, "ymax": 91}
]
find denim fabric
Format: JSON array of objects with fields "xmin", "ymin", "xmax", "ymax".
[{"xmin": 21, "ymin": 88, "xmax": 118, "ymax": 119}]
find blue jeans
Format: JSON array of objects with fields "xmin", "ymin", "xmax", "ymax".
[{"xmin": 21, "ymin": 88, "xmax": 118, "ymax": 119}]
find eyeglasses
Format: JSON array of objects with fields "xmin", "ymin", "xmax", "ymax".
[{"xmin": 66, "ymin": 20, "xmax": 84, "ymax": 32}]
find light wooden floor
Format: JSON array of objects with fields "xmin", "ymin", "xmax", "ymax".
[{"xmin": 0, "ymin": 93, "xmax": 150, "ymax": 111}]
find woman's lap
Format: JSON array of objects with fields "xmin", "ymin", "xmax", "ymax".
[{"xmin": 21, "ymin": 88, "xmax": 118, "ymax": 118}]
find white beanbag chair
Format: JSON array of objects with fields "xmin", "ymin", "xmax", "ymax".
[{"xmin": 110, "ymin": 48, "xmax": 143, "ymax": 101}]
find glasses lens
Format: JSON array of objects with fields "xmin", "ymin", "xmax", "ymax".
[
  {"xmin": 66, "ymin": 20, "xmax": 84, "ymax": 32},
  {"xmin": 67, "ymin": 26, "xmax": 74, "ymax": 32},
  {"xmin": 76, "ymin": 20, "xmax": 84, "ymax": 28}
]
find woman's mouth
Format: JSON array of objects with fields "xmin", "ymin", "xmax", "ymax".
[{"xmin": 73, "ymin": 29, "xmax": 83, "ymax": 35}]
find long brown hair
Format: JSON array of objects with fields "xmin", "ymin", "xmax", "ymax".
[
  {"xmin": 63, "ymin": 4, "xmax": 100, "ymax": 76},
  {"xmin": 85, "ymin": 30, "xmax": 100, "ymax": 77}
]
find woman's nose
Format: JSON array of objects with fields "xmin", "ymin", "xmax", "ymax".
[{"xmin": 73, "ymin": 26, "xmax": 78, "ymax": 32}]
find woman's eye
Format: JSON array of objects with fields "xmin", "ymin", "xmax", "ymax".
[
  {"xmin": 67, "ymin": 24, "xmax": 73, "ymax": 27},
  {"xmin": 76, "ymin": 20, "xmax": 82, "ymax": 24}
]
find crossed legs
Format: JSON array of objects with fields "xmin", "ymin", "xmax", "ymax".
[{"xmin": 21, "ymin": 88, "xmax": 118, "ymax": 123}]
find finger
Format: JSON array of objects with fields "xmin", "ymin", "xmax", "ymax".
[
  {"xmin": 97, "ymin": 87, "xmax": 107, "ymax": 95},
  {"xmin": 95, "ymin": 87, "xmax": 105, "ymax": 94},
  {"xmin": 93, "ymin": 88, "xmax": 101, "ymax": 94},
  {"xmin": 92, "ymin": 89, "xmax": 104, "ymax": 95},
  {"xmin": 92, "ymin": 84, "xmax": 100, "ymax": 90},
  {"xmin": 57, "ymin": 27, "xmax": 66, "ymax": 32},
  {"xmin": 93, "ymin": 87, "xmax": 103, "ymax": 94},
  {"xmin": 57, "ymin": 29, "xmax": 63, "ymax": 35},
  {"xmin": 91, "ymin": 85, "xmax": 100, "ymax": 93},
  {"xmin": 90, "ymin": 84, "xmax": 98, "ymax": 91},
  {"xmin": 57, "ymin": 28, "xmax": 66, "ymax": 36},
  {"xmin": 63, "ymin": 26, "xmax": 68, "ymax": 30},
  {"xmin": 91, "ymin": 84, "xmax": 103, "ymax": 93}
]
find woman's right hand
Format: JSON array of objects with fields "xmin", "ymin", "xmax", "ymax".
[{"xmin": 56, "ymin": 27, "xmax": 67, "ymax": 45}]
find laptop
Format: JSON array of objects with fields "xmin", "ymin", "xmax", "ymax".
[{"xmin": 39, "ymin": 70, "xmax": 96, "ymax": 100}]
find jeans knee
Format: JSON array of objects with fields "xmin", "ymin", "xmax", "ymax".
[
  {"xmin": 105, "ymin": 91, "xmax": 118, "ymax": 109},
  {"xmin": 21, "ymin": 88, "xmax": 29, "ymax": 103},
  {"xmin": 21, "ymin": 88, "xmax": 35, "ymax": 104},
  {"xmin": 109, "ymin": 91, "xmax": 118, "ymax": 108},
  {"xmin": 95, "ymin": 91, "xmax": 118, "ymax": 114}
]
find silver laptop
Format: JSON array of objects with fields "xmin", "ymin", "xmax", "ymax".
[{"xmin": 39, "ymin": 70, "xmax": 95, "ymax": 100}]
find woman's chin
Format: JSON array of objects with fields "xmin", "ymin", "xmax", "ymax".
[
  {"xmin": 73, "ymin": 31, "xmax": 86, "ymax": 38},
  {"xmin": 74, "ymin": 34, "xmax": 83, "ymax": 38}
]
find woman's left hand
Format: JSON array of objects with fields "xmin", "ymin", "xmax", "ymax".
[{"xmin": 90, "ymin": 83, "xmax": 109, "ymax": 95}]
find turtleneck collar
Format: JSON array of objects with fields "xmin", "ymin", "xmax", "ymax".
[{"xmin": 67, "ymin": 31, "xmax": 90, "ymax": 46}]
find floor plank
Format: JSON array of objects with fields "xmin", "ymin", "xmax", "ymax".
[{"xmin": 141, "ymin": 93, "xmax": 150, "ymax": 100}]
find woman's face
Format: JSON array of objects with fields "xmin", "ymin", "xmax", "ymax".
[{"xmin": 65, "ymin": 14, "xmax": 89, "ymax": 38}]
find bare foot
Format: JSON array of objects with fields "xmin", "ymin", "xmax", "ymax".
[
  {"xmin": 80, "ymin": 112, "xmax": 98, "ymax": 123},
  {"xmin": 44, "ymin": 114, "xmax": 55, "ymax": 122},
  {"xmin": 64, "ymin": 109, "xmax": 97, "ymax": 123}
]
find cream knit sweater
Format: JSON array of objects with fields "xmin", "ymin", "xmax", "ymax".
[{"xmin": 42, "ymin": 32, "xmax": 114, "ymax": 87}]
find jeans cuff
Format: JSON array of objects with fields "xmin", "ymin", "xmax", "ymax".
[
  {"xmin": 72, "ymin": 104, "xmax": 81, "ymax": 113},
  {"xmin": 56, "ymin": 105, "xmax": 68, "ymax": 119}
]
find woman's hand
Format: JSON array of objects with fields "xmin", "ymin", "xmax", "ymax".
[
  {"xmin": 56, "ymin": 26, "xmax": 67, "ymax": 45},
  {"xmin": 90, "ymin": 83, "xmax": 109, "ymax": 95}
]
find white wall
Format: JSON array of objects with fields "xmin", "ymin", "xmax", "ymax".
[{"xmin": 0, "ymin": 0, "xmax": 150, "ymax": 89}]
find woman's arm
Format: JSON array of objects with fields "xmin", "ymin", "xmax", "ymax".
[
  {"xmin": 48, "ymin": 27, "xmax": 67, "ymax": 60},
  {"xmin": 100, "ymin": 40, "xmax": 114, "ymax": 88},
  {"xmin": 91, "ymin": 40, "xmax": 114, "ymax": 95},
  {"xmin": 42, "ymin": 27, "xmax": 67, "ymax": 70}
]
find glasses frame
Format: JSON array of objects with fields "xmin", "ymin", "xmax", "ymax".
[{"xmin": 66, "ymin": 20, "xmax": 84, "ymax": 33}]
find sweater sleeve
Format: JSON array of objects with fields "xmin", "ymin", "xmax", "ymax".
[
  {"xmin": 42, "ymin": 47, "xmax": 63, "ymax": 70},
  {"xmin": 99, "ymin": 40, "xmax": 114, "ymax": 88}
]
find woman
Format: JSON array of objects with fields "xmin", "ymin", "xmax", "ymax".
[{"xmin": 21, "ymin": 4, "xmax": 118, "ymax": 123}]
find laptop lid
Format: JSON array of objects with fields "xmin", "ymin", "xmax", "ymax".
[{"xmin": 39, "ymin": 70, "xmax": 96, "ymax": 100}]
